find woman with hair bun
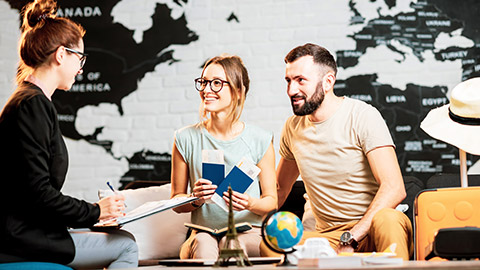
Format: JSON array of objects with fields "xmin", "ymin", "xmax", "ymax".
[
  {"xmin": 0, "ymin": 0, "xmax": 138, "ymax": 268},
  {"xmin": 171, "ymin": 54, "xmax": 277, "ymax": 259}
]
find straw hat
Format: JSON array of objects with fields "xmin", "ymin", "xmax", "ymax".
[{"xmin": 421, "ymin": 77, "xmax": 480, "ymax": 155}]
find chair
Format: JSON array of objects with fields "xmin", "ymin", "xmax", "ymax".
[
  {"xmin": 401, "ymin": 176, "xmax": 424, "ymax": 225},
  {"xmin": 0, "ymin": 262, "xmax": 72, "ymax": 270},
  {"xmin": 426, "ymin": 173, "xmax": 480, "ymax": 189},
  {"xmin": 121, "ymin": 180, "xmax": 170, "ymax": 190},
  {"xmin": 279, "ymin": 180, "xmax": 306, "ymax": 220}
]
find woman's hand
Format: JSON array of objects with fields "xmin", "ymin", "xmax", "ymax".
[
  {"xmin": 223, "ymin": 190, "xmax": 251, "ymax": 211},
  {"xmin": 97, "ymin": 194, "xmax": 126, "ymax": 221},
  {"xmin": 192, "ymin": 178, "xmax": 217, "ymax": 205}
]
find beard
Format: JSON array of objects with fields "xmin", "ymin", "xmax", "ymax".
[{"xmin": 291, "ymin": 81, "xmax": 325, "ymax": 116}]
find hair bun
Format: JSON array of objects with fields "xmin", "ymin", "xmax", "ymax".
[
  {"xmin": 37, "ymin": 13, "xmax": 49, "ymax": 22},
  {"xmin": 22, "ymin": 0, "xmax": 57, "ymax": 30}
]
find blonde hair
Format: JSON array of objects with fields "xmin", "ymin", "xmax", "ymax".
[{"xmin": 199, "ymin": 54, "xmax": 250, "ymax": 126}]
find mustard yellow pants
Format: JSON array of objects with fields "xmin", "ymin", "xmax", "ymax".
[{"xmin": 300, "ymin": 208, "xmax": 413, "ymax": 260}]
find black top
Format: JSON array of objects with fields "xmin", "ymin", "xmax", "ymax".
[{"xmin": 0, "ymin": 82, "xmax": 100, "ymax": 264}]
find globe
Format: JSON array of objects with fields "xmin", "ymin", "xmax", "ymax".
[{"xmin": 262, "ymin": 211, "xmax": 304, "ymax": 253}]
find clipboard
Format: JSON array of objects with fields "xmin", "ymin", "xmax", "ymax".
[{"xmin": 94, "ymin": 196, "xmax": 198, "ymax": 227}]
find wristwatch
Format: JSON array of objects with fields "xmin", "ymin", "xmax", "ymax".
[
  {"xmin": 191, "ymin": 200, "xmax": 203, "ymax": 208},
  {"xmin": 340, "ymin": 231, "xmax": 358, "ymax": 249}
]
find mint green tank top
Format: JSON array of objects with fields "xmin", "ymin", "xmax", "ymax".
[{"xmin": 174, "ymin": 123, "xmax": 273, "ymax": 228}]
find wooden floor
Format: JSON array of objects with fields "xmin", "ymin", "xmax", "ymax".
[{"xmin": 121, "ymin": 260, "xmax": 480, "ymax": 270}]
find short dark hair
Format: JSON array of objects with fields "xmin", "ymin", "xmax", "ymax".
[{"xmin": 284, "ymin": 43, "xmax": 337, "ymax": 75}]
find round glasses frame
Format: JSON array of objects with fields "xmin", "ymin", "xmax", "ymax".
[
  {"xmin": 64, "ymin": 47, "xmax": 88, "ymax": 68},
  {"xmin": 194, "ymin": 78, "xmax": 229, "ymax": 93}
]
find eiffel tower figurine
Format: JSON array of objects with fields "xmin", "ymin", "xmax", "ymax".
[{"xmin": 214, "ymin": 186, "xmax": 252, "ymax": 267}]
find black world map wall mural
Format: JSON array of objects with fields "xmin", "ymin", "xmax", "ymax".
[
  {"xmin": 7, "ymin": 0, "xmax": 198, "ymax": 187},
  {"xmin": 4, "ymin": 0, "xmax": 480, "ymax": 190},
  {"xmin": 334, "ymin": 0, "xmax": 480, "ymax": 177}
]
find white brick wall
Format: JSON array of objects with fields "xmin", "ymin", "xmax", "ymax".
[
  {"xmin": 0, "ymin": 0, "xmax": 469, "ymax": 202},
  {"xmin": 0, "ymin": 1, "xmax": 20, "ymax": 106}
]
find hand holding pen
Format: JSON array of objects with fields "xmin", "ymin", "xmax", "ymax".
[
  {"xmin": 107, "ymin": 181, "xmax": 128, "ymax": 208},
  {"xmin": 96, "ymin": 182, "xmax": 126, "ymax": 221}
]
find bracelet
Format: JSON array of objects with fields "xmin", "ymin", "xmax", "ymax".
[{"xmin": 191, "ymin": 200, "xmax": 203, "ymax": 208}]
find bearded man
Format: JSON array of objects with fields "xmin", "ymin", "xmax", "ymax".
[{"xmin": 276, "ymin": 43, "xmax": 413, "ymax": 260}]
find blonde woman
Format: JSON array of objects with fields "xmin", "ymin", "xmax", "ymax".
[{"xmin": 171, "ymin": 55, "xmax": 277, "ymax": 259}]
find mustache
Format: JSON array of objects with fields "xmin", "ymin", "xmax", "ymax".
[
  {"xmin": 290, "ymin": 94, "xmax": 307, "ymax": 100},
  {"xmin": 291, "ymin": 94, "xmax": 306, "ymax": 101}
]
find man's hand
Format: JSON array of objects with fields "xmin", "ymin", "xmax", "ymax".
[{"xmin": 336, "ymin": 244, "xmax": 354, "ymax": 254}]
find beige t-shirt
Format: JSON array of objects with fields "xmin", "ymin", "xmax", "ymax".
[{"xmin": 280, "ymin": 97, "xmax": 394, "ymax": 230}]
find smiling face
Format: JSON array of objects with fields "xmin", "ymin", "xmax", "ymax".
[
  {"xmin": 199, "ymin": 63, "xmax": 233, "ymax": 115},
  {"xmin": 285, "ymin": 56, "xmax": 325, "ymax": 116}
]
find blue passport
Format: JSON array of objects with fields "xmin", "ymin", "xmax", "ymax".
[
  {"xmin": 202, "ymin": 163, "xmax": 225, "ymax": 186},
  {"xmin": 215, "ymin": 166, "xmax": 253, "ymax": 196}
]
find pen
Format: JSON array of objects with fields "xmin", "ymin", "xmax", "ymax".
[
  {"xmin": 107, "ymin": 181, "xmax": 127, "ymax": 208},
  {"xmin": 107, "ymin": 181, "xmax": 116, "ymax": 193}
]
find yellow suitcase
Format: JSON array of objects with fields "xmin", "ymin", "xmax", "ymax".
[{"xmin": 414, "ymin": 186, "xmax": 480, "ymax": 260}]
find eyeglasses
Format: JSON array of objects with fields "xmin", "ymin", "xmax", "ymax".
[
  {"xmin": 194, "ymin": 78, "xmax": 229, "ymax": 93},
  {"xmin": 65, "ymin": 47, "xmax": 87, "ymax": 68}
]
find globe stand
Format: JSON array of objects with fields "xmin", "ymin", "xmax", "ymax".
[
  {"xmin": 214, "ymin": 186, "xmax": 252, "ymax": 267},
  {"xmin": 276, "ymin": 249, "xmax": 295, "ymax": 267},
  {"xmin": 261, "ymin": 211, "xmax": 301, "ymax": 267}
]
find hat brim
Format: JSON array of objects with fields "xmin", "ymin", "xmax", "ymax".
[{"xmin": 421, "ymin": 104, "xmax": 480, "ymax": 156}]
